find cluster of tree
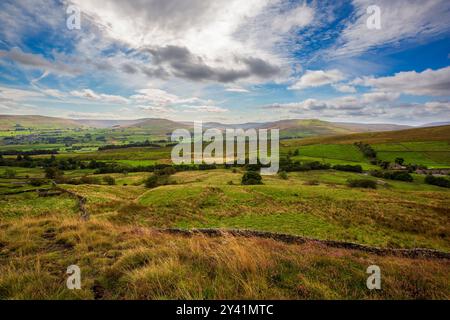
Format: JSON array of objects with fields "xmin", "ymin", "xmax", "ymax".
[
  {"xmin": 0, "ymin": 149, "xmax": 58, "ymax": 156},
  {"xmin": 424, "ymin": 175, "xmax": 450, "ymax": 188},
  {"xmin": 45, "ymin": 166, "xmax": 116, "ymax": 186},
  {"xmin": 279, "ymin": 158, "xmax": 331, "ymax": 172},
  {"xmin": 0, "ymin": 154, "xmax": 85, "ymax": 169},
  {"xmin": 347, "ymin": 179, "xmax": 377, "ymax": 189},
  {"xmin": 370, "ymin": 170, "xmax": 413, "ymax": 182},
  {"xmin": 241, "ymin": 171, "xmax": 263, "ymax": 185},
  {"xmin": 93, "ymin": 161, "xmax": 216, "ymax": 174},
  {"xmin": 332, "ymin": 164, "xmax": 363, "ymax": 173},
  {"xmin": 354, "ymin": 142, "xmax": 377, "ymax": 160},
  {"xmin": 145, "ymin": 167, "xmax": 177, "ymax": 188},
  {"xmin": 98, "ymin": 140, "xmax": 162, "ymax": 151}
]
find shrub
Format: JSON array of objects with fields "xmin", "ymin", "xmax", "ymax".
[
  {"xmin": 354, "ymin": 142, "xmax": 377, "ymax": 159},
  {"xmin": 241, "ymin": 171, "xmax": 263, "ymax": 185},
  {"xmin": 80, "ymin": 175, "xmax": 101, "ymax": 185},
  {"xmin": 370, "ymin": 170, "xmax": 413, "ymax": 182},
  {"xmin": 155, "ymin": 167, "xmax": 176, "ymax": 176},
  {"xmin": 145, "ymin": 175, "xmax": 159, "ymax": 188},
  {"xmin": 29, "ymin": 178, "xmax": 47, "ymax": 187},
  {"xmin": 278, "ymin": 171, "xmax": 288, "ymax": 180},
  {"xmin": 3, "ymin": 168, "xmax": 17, "ymax": 179},
  {"xmin": 144, "ymin": 174, "xmax": 171, "ymax": 188},
  {"xmin": 45, "ymin": 167, "xmax": 63, "ymax": 179},
  {"xmin": 304, "ymin": 179, "xmax": 319, "ymax": 186},
  {"xmin": 333, "ymin": 164, "xmax": 363, "ymax": 173},
  {"xmin": 425, "ymin": 175, "xmax": 450, "ymax": 188},
  {"xmin": 103, "ymin": 176, "xmax": 116, "ymax": 185},
  {"xmin": 347, "ymin": 179, "xmax": 377, "ymax": 189}
]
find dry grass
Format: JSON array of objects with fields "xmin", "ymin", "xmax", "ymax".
[{"xmin": 0, "ymin": 216, "xmax": 448, "ymax": 300}]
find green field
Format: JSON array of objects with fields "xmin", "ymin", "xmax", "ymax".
[{"xmin": 1, "ymin": 123, "xmax": 449, "ymax": 299}]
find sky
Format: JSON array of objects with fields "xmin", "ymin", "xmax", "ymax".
[{"xmin": 0, "ymin": 0, "xmax": 449, "ymax": 125}]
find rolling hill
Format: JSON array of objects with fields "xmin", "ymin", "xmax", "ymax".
[
  {"xmin": 283, "ymin": 124, "xmax": 450, "ymax": 146},
  {"xmin": 202, "ymin": 119, "xmax": 410, "ymax": 138},
  {"xmin": 256, "ymin": 119, "xmax": 410, "ymax": 138},
  {"xmin": 0, "ymin": 115, "xmax": 85, "ymax": 130},
  {"xmin": 123, "ymin": 118, "xmax": 191, "ymax": 135}
]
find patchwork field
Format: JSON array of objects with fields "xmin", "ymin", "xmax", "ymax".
[{"xmin": 0, "ymin": 123, "xmax": 449, "ymax": 300}]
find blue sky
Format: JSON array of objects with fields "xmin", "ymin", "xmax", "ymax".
[{"xmin": 0, "ymin": 0, "xmax": 449, "ymax": 125}]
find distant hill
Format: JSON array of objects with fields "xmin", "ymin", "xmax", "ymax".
[
  {"xmin": 420, "ymin": 121, "xmax": 450, "ymax": 128},
  {"xmin": 0, "ymin": 115, "xmax": 85, "ymax": 130},
  {"xmin": 73, "ymin": 119, "xmax": 147, "ymax": 128},
  {"xmin": 0, "ymin": 115, "xmax": 442, "ymax": 141},
  {"xmin": 285, "ymin": 124, "xmax": 450, "ymax": 146},
  {"xmin": 204, "ymin": 119, "xmax": 410, "ymax": 138},
  {"xmin": 124, "ymin": 118, "xmax": 191, "ymax": 135}
]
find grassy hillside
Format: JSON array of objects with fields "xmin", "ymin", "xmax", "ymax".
[
  {"xmin": 282, "ymin": 126, "xmax": 450, "ymax": 168},
  {"xmin": 125, "ymin": 118, "xmax": 190, "ymax": 133},
  {"xmin": 283, "ymin": 125, "xmax": 450, "ymax": 146},
  {"xmin": 0, "ymin": 115, "xmax": 86, "ymax": 130},
  {"xmin": 0, "ymin": 216, "xmax": 448, "ymax": 299}
]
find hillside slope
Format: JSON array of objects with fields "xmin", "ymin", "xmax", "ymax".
[
  {"xmin": 283, "ymin": 125, "xmax": 450, "ymax": 146},
  {"xmin": 0, "ymin": 115, "xmax": 85, "ymax": 130}
]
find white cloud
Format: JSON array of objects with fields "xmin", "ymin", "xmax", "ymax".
[
  {"xmin": 70, "ymin": 89, "xmax": 129, "ymax": 104},
  {"xmin": 225, "ymin": 87, "xmax": 250, "ymax": 93},
  {"xmin": 0, "ymin": 86, "xmax": 44, "ymax": 101},
  {"xmin": 331, "ymin": 0, "xmax": 450, "ymax": 57},
  {"xmin": 354, "ymin": 66, "xmax": 450, "ymax": 96},
  {"xmin": 424, "ymin": 101, "xmax": 450, "ymax": 112},
  {"xmin": 271, "ymin": 4, "xmax": 314, "ymax": 33},
  {"xmin": 130, "ymin": 88, "xmax": 205, "ymax": 106},
  {"xmin": 184, "ymin": 105, "xmax": 229, "ymax": 113},
  {"xmin": 333, "ymin": 84, "xmax": 357, "ymax": 93},
  {"xmin": 362, "ymin": 92, "xmax": 400, "ymax": 103},
  {"xmin": 289, "ymin": 69, "xmax": 345, "ymax": 90},
  {"xmin": 0, "ymin": 47, "xmax": 80, "ymax": 76}
]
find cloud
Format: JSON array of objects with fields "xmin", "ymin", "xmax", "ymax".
[
  {"xmin": 331, "ymin": 0, "xmax": 450, "ymax": 57},
  {"xmin": 137, "ymin": 105, "xmax": 172, "ymax": 113},
  {"xmin": 70, "ymin": 89, "xmax": 129, "ymax": 104},
  {"xmin": 424, "ymin": 101, "xmax": 450, "ymax": 112},
  {"xmin": 184, "ymin": 105, "xmax": 229, "ymax": 113},
  {"xmin": 0, "ymin": 47, "xmax": 80, "ymax": 76},
  {"xmin": 130, "ymin": 88, "xmax": 203, "ymax": 106},
  {"xmin": 225, "ymin": 87, "xmax": 250, "ymax": 93},
  {"xmin": 144, "ymin": 45, "xmax": 281, "ymax": 82},
  {"xmin": 271, "ymin": 4, "xmax": 314, "ymax": 33},
  {"xmin": 289, "ymin": 69, "xmax": 345, "ymax": 90},
  {"xmin": 0, "ymin": 86, "xmax": 44, "ymax": 101},
  {"xmin": 362, "ymin": 92, "xmax": 400, "ymax": 103},
  {"xmin": 333, "ymin": 84, "xmax": 357, "ymax": 93},
  {"xmin": 354, "ymin": 66, "xmax": 450, "ymax": 96},
  {"xmin": 262, "ymin": 92, "xmax": 400, "ymax": 113},
  {"xmin": 70, "ymin": 0, "xmax": 313, "ymax": 83}
]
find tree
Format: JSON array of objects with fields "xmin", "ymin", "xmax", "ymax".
[
  {"xmin": 395, "ymin": 157, "xmax": 405, "ymax": 165},
  {"xmin": 241, "ymin": 171, "xmax": 263, "ymax": 185},
  {"xmin": 103, "ymin": 176, "xmax": 116, "ymax": 185},
  {"xmin": 45, "ymin": 167, "xmax": 63, "ymax": 179},
  {"xmin": 145, "ymin": 175, "xmax": 159, "ymax": 188},
  {"xmin": 278, "ymin": 171, "xmax": 288, "ymax": 180}
]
